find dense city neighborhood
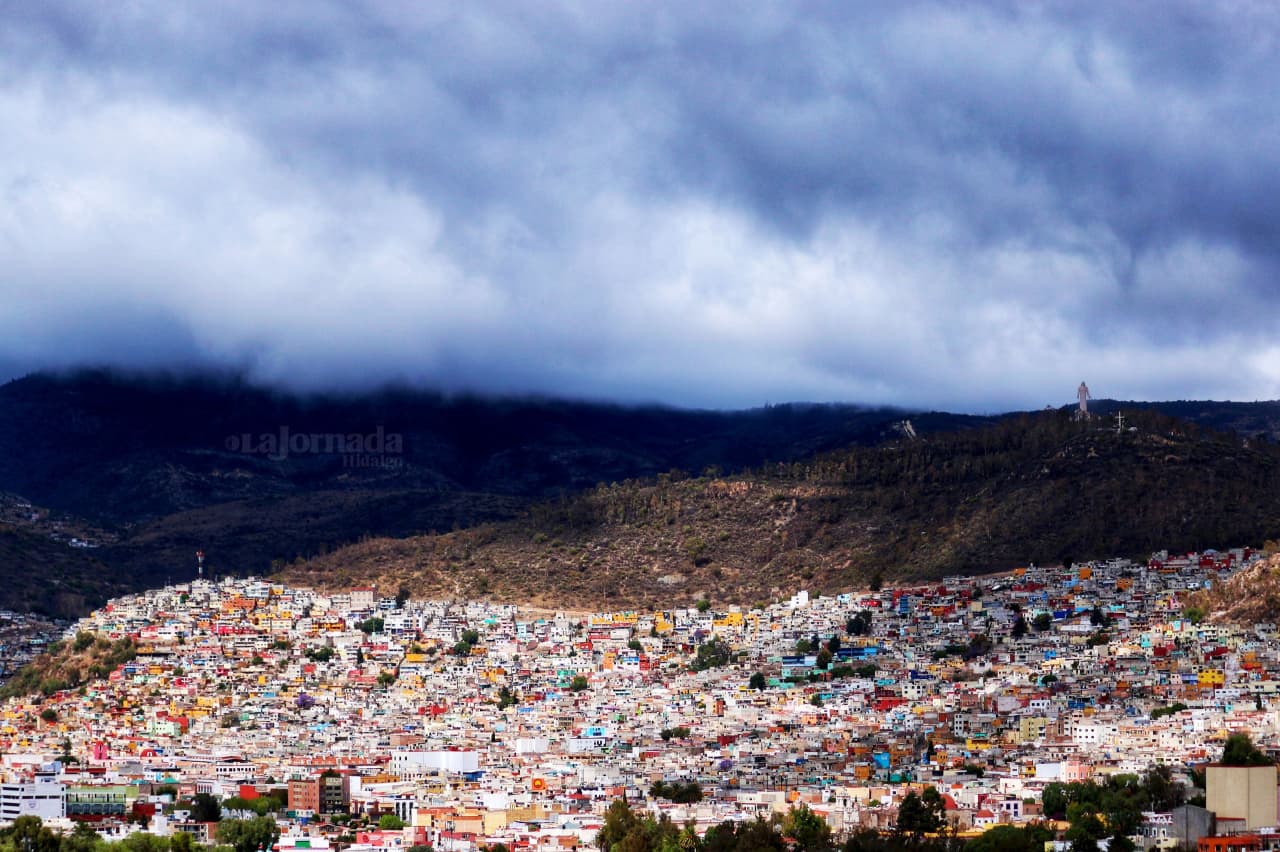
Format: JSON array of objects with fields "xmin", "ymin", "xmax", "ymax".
[{"xmin": 2, "ymin": 547, "xmax": 1280, "ymax": 852}]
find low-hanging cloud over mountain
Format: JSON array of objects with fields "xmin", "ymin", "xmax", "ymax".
[{"xmin": 3, "ymin": 2, "xmax": 1279, "ymax": 410}]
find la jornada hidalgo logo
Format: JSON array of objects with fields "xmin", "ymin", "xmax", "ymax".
[{"xmin": 225, "ymin": 426, "xmax": 404, "ymax": 467}]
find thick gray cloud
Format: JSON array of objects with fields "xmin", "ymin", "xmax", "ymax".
[{"xmin": 2, "ymin": 1, "xmax": 1279, "ymax": 410}]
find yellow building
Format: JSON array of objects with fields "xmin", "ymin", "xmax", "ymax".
[
  {"xmin": 1018, "ymin": 717, "xmax": 1050, "ymax": 743},
  {"xmin": 1198, "ymin": 669, "xmax": 1226, "ymax": 687}
]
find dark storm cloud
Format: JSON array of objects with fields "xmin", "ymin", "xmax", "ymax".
[{"xmin": 2, "ymin": 1, "xmax": 1279, "ymax": 409}]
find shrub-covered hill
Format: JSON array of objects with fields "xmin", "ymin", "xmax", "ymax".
[
  {"xmin": 283, "ymin": 409, "xmax": 1280, "ymax": 609},
  {"xmin": 0, "ymin": 523, "xmax": 130, "ymax": 617},
  {"xmin": 0, "ymin": 631, "xmax": 137, "ymax": 699}
]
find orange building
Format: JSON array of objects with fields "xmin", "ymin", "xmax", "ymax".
[{"xmin": 1199, "ymin": 837, "xmax": 1262, "ymax": 852}]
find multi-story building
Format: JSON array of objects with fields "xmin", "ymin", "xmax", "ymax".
[
  {"xmin": 65, "ymin": 784, "xmax": 129, "ymax": 818},
  {"xmin": 0, "ymin": 770, "xmax": 65, "ymax": 822},
  {"xmin": 288, "ymin": 772, "xmax": 353, "ymax": 816}
]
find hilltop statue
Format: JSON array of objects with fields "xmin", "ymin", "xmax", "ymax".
[{"xmin": 1075, "ymin": 381, "xmax": 1092, "ymax": 421}]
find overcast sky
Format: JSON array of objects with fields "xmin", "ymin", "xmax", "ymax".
[{"xmin": 3, "ymin": 2, "xmax": 1279, "ymax": 411}]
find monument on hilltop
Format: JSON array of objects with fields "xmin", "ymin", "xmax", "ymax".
[{"xmin": 1075, "ymin": 382, "xmax": 1092, "ymax": 421}]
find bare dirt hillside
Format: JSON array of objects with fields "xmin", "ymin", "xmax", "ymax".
[{"xmin": 1196, "ymin": 551, "xmax": 1280, "ymax": 625}]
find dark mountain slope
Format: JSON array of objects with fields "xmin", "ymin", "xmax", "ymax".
[
  {"xmin": 3, "ymin": 370, "xmax": 1280, "ymax": 614},
  {"xmin": 0, "ymin": 524, "xmax": 128, "ymax": 617},
  {"xmin": 0, "ymin": 370, "xmax": 987, "ymax": 611},
  {"xmin": 1089, "ymin": 398, "xmax": 1280, "ymax": 441},
  {"xmin": 0, "ymin": 370, "xmax": 978, "ymax": 525},
  {"xmin": 284, "ymin": 409, "xmax": 1280, "ymax": 609},
  {"xmin": 98, "ymin": 489, "xmax": 528, "ymax": 591}
]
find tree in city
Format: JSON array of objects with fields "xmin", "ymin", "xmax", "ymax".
[
  {"xmin": 841, "ymin": 827, "xmax": 895, "ymax": 852},
  {"xmin": 190, "ymin": 792, "xmax": 223, "ymax": 822},
  {"xmin": 1136, "ymin": 765, "xmax": 1185, "ymax": 811},
  {"xmin": 846, "ymin": 610, "xmax": 874, "ymax": 636},
  {"xmin": 703, "ymin": 818, "xmax": 786, "ymax": 852},
  {"xmin": 217, "ymin": 816, "xmax": 281, "ymax": 852},
  {"xmin": 649, "ymin": 780, "xmax": 703, "ymax": 804},
  {"xmin": 595, "ymin": 798, "xmax": 641, "ymax": 852},
  {"xmin": 894, "ymin": 787, "xmax": 946, "ymax": 845},
  {"xmin": 119, "ymin": 833, "xmax": 169, "ymax": 852},
  {"xmin": 964, "ymin": 824, "xmax": 1044, "ymax": 852},
  {"xmin": 960, "ymin": 825, "xmax": 1011, "ymax": 852},
  {"xmin": 378, "ymin": 814, "xmax": 406, "ymax": 830},
  {"xmin": 749, "ymin": 672, "xmax": 767, "ymax": 691},
  {"xmin": 1, "ymin": 816, "xmax": 62, "ymax": 852},
  {"xmin": 62, "ymin": 821, "xmax": 104, "ymax": 852},
  {"xmin": 1222, "ymin": 732, "xmax": 1273, "ymax": 766},
  {"xmin": 961, "ymin": 633, "xmax": 993, "ymax": 661},
  {"xmin": 569, "ymin": 675, "xmax": 590, "ymax": 693},
  {"xmin": 1063, "ymin": 810, "xmax": 1106, "ymax": 852},
  {"xmin": 595, "ymin": 798, "xmax": 680, "ymax": 852},
  {"xmin": 1032, "ymin": 612, "xmax": 1053, "ymax": 632},
  {"xmin": 781, "ymin": 805, "xmax": 833, "ymax": 852},
  {"xmin": 1042, "ymin": 774, "xmax": 1151, "ymax": 851},
  {"xmin": 692, "ymin": 638, "xmax": 732, "ymax": 672}
]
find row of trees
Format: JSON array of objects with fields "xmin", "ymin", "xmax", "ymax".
[
  {"xmin": 596, "ymin": 750, "xmax": 1257, "ymax": 852},
  {"xmin": 0, "ymin": 816, "xmax": 276, "ymax": 852},
  {"xmin": 596, "ymin": 793, "xmax": 960, "ymax": 852},
  {"xmin": 1039, "ymin": 765, "xmax": 1186, "ymax": 852},
  {"xmin": 649, "ymin": 780, "xmax": 704, "ymax": 804}
]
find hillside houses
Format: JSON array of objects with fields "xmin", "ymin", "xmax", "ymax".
[{"xmin": 0, "ymin": 547, "xmax": 1277, "ymax": 846}]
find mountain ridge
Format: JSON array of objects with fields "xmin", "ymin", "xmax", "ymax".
[
  {"xmin": 283, "ymin": 408, "xmax": 1280, "ymax": 610},
  {"xmin": 2, "ymin": 370, "xmax": 1279, "ymax": 614}
]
